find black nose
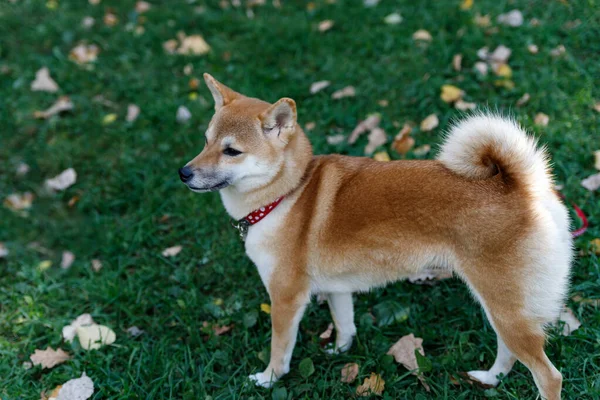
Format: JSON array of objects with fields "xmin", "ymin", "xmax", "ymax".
[{"xmin": 178, "ymin": 166, "xmax": 193, "ymax": 182}]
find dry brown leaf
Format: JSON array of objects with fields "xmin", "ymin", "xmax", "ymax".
[
  {"xmin": 319, "ymin": 323, "xmax": 334, "ymax": 339},
  {"xmin": 497, "ymin": 9, "xmax": 523, "ymax": 27},
  {"xmin": 420, "ymin": 114, "xmax": 439, "ymax": 132},
  {"xmin": 356, "ymin": 373, "xmax": 385, "ymax": 396},
  {"xmin": 594, "ymin": 150, "xmax": 600, "ymax": 170},
  {"xmin": 69, "ymin": 44, "xmax": 100, "ymax": 64},
  {"xmin": 202, "ymin": 321, "xmax": 234, "ymax": 336},
  {"xmin": 413, "ymin": 144, "xmax": 431, "ymax": 157},
  {"xmin": 378, "ymin": 99, "xmax": 389, "ymax": 107},
  {"xmin": 516, "ymin": 93, "xmax": 530, "ymax": 107},
  {"xmin": 348, "ymin": 114, "xmax": 381, "ymax": 144},
  {"xmin": 135, "ymin": 1, "xmax": 151, "ymax": 13},
  {"xmin": 54, "ymin": 372, "xmax": 94, "ymax": 400},
  {"xmin": 4, "ymin": 192, "xmax": 34, "ymax": 211},
  {"xmin": 455, "ymin": 99, "xmax": 477, "ymax": 111},
  {"xmin": 91, "ymin": 259, "xmax": 103, "ymax": 272},
  {"xmin": 163, "ymin": 39, "xmax": 178, "ymax": 54},
  {"xmin": 326, "ymin": 134, "xmax": 345, "ymax": 145},
  {"xmin": 452, "ymin": 54, "xmax": 462, "ymax": 71},
  {"xmin": 341, "ymin": 363, "xmax": 359, "ymax": 383},
  {"xmin": 593, "ymin": 102, "xmax": 600, "ymax": 113},
  {"xmin": 305, "ymin": 122, "xmax": 316, "ymax": 131},
  {"xmin": 41, "ymin": 385, "xmax": 63, "ymax": 400},
  {"xmin": 162, "ymin": 245, "xmax": 182, "ymax": 257},
  {"xmin": 373, "ymin": 151, "xmax": 391, "ymax": 162},
  {"xmin": 581, "ymin": 173, "xmax": 600, "ymax": 191},
  {"xmin": 61, "ymin": 251, "xmax": 75, "ymax": 269},
  {"xmin": 126, "ymin": 104, "xmax": 140, "ymax": 122},
  {"xmin": 310, "ymin": 80, "xmax": 331, "ymax": 94},
  {"xmin": 392, "ymin": 124, "xmax": 414, "ymax": 156},
  {"xmin": 550, "ymin": 45, "xmax": 566, "ymax": 57},
  {"xmin": 30, "ymin": 347, "xmax": 71, "ymax": 369},
  {"xmin": 331, "ymin": 86, "xmax": 356, "ymax": 99},
  {"xmin": 412, "ymin": 29, "xmax": 432, "ymax": 41},
  {"xmin": 534, "ymin": 112, "xmax": 549, "ymax": 126},
  {"xmin": 31, "ymin": 67, "xmax": 59, "ymax": 92},
  {"xmin": 177, "ymin": 35, "xmax": 211, "ymax": 55},
  {"xmin": 528, "ymin": 44, "xmax": 539, "ymax": 54},
  {"xmin": 557, "ymin": 307, "xmax": 581, "ymax": 336},
  {"xmin": 474, "ymin": 14, "xmax": 491, "ymax": 27},
  {"xmin": 387, "ymin": 333, "xmax": 423, "ymax": 371},
  {"xmin": 45, "ymin": 168, "xmax": 77, "ymax": 191},
  {"xmin": 474, "ymin": 61, "xmax": 488, "ymax": 76},
  {"xmin": 440, "ymin": 85, "xmax": 464, "ymax": 103},
  {"xmin": 103, "ymin": 12, "xmax": 118, "ymax": 26},
  {"xmin": 34, "ymin": 96, "xmax": 74, "ymax": 119},
  {"xmin": 489, "ymin": 45, "xmax": 512, "ymax": 64},
  {"xmin": 318, "ymin": 20, "xmax": 334, "ymax": 32},
  {"xmin": 365, "ymin": 127, "xmax": 387, "ymax": 155}
]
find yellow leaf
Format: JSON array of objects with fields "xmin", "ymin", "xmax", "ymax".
[
  {"xmin": 495, "ymin": 64, "xmax": 512, "ymax": 78},
  {"xmin": 440, "ymin": 85, "xmax": 463, "ymax": 103},
  {"xmin": 46, "ymin": 0, "xmax": 58, "ymax": 10},
  {"xmin": 189, "ymin": 92, "xmax": 198, "ymax": 100},
  {"xmin": 373, "ymin": 151, "xmax": 391, "ymax": 162},
  {"xmin": 38, "ymin": 260, "xmax": 52, "ymax": 271},
  {"xmin": 593, "ymin": 150, "xmax": 600, "ymax": 170},
  {"xmin": 460, "ymin": 0, "xmax": 473, "ymax": 10},
  {"xmin": 76, "ymin": 324, "xmax": 116, "ymax": 350},
  {"xmin": 356, "ymin": 373, "xmax": 385, "ymax": 396},
  {"xmin": 260, "ymin": 303, "xmax": 271, "ymax": 314},
  {"xmin": 102, "ymin": 113, "xmax": 117, "ymax": 125},
  {"xmin": 214, "ymin": 298, "xmax": 223, "ymax": 306},
  {"xmin": 590, "ymin": 238, "xmax": 600, "ymax": 255}
]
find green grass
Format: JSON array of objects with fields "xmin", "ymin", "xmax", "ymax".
[{"xmin": 1, "ymin": 0, "xmax": 599, "ymax": 398}]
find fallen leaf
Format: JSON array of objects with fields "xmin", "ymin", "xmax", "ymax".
[
  {"xmin": 534, "ymin": 112, "xmax": 549, "ymax": 126},
  {"xmin": 38, "ymin": 260, "xmax": 52, "ymax": 271},
  {"xmin": 581, "ymin": 173, "xmax": 600, "ymax": 191},
  {"xmin": 318, "ymin": 20, "xmax": 334, "ymax": 32},
  {"xmin": 455, "ymin": 99, "xmax": 477, "ymax": 111},
  {"xmin": 495, "ymin": 64, "xmax": 512, "ymax": 78},
  {"xmin": 127, "ymin": 326, "xmax": 145, "ymax": 337},
  {"xmin": 474, "ymin": 61, "xmax": 488, "ymax": 76},
  {"xmin": 460, "ymin": 0, "xmax": 473, "ymax": 10},
  {"xmin": 356, "ymin": 373, "xmax": 385, "ymax": 396},
  {"xmin": 331, "ymin": 86, "xmax": 356, "ymax": 100},
  {"xmin": 77, "ymin": 324, "xmax": 116, "ymax": 350},
  {"xmin": 0, "ymin": 243, "xmax": 8, "ymax": 258},
  {"xmin": 452, "ymin": 54, "xmax": 462, "ymax": 71},
  {"xmin": 349, "ymin": 114, "xmax": 381, "ymax": 144},
  {"xmin": 528, "ymin": 44, "xmax": 539, "ymax": 54},
  {"xmin": 31, "ymin": 67, "xmax": 59, "ymax": 92},
  {"xmin": 413, "ymin": 144, "xmax": 431, "ymax": 156},
  {"xmin": 126, "ymin": 104, "xmax": 140, "ymax": 122},
  {"xmin": 69, "ymin": 44, "xmax": 100, "ymax": 64},
  {"xmin": 63, "ymin": 313, "xmax": 95, "ymax": 342},
  {"xmin": 550, "ymin": 45, "xmax": 566, "ymax": 57},
  {"xmin": 81, "ymin": 16, "xmax": 95, "ymax": 28},
  {"xmin": 557, "ymin": 307, "xmax": 581, "ymax": 336},
  {"xmin": 412, "ymin": 29, "xmax": 432, "ymax": 41},
  {"xmin": 319, "ymin": 323, "xmax": 334, "ymax": 339},
  {"xmin": 260, "ymin": 303, "xmax": 271, "ymax": 314},
  {"xmin": 388, "ymin": 333, "xmax": 423, "ymax": 370},
  {"xmin": 89, "ymin": 0, "xmax": 100, "ymax": 4},
  {"xmin": 392, "ymin": 124, "xmax": 414, "ymax": 155},
  {"xmin": 516, "ymin": 93, "xmax": 530, "ymax": 107},
  {"xmin": 163, "ymin": 39, "xmax": 178, "ymax": 54},
  {"xmin": 4, "ymin": 192, "xmax": 34, "ymax": 211},
  {"xmin": 489, "ymin": 45, "xmax": 512, "ymax": 64},
  {"xmin": 305, "ymin": 122, "xmax": 316, "ymax": 131},
  {"xmin": 176, "ymin": 105, "xmax": 192, "ymax": 123},
  {"xmin": 364, "ymin": 0, "xmax": 379, "ymax": 7},
  {"xmin": 45, "ymin": 168, "xmax": 77, "ymax": 191},
  {"xmin": 55, "ymin": 372, "xmax": 94, "ymax": 400},
  {"xmin": 497, "ymin": 9, "xmax": 523, "ymax": 27},
  {"xmin": 474, "ymin": 14, "xmax": 491, "ymax": 27},
  {"xmin": 594, "ymin": 150, "xmax": 600, "ymax": 170},
  {"xmin": 30, "ymin": 347, "xmax": 71, "ymax": 369},
  {"xmin": 103, "ymin": 11, "xmax": 118, "ymax": 26},
  {"xmin": 202, "ymin": 321, "xmax": 234, "ymax": 336},
  {"xmin": 135, "ymin": 1, "xmax": 151, "ymax": 13},
  {"xmin": 384, "ymin": 13, "xmax": 402, "ymax": 25},
  {"xmin": 310, "ymin": 80, "xmax": 330, "ymax": 94},
  {"xmin": 34, "ymin": 96, "xmax": 74, "ymax": 119},
  {"xmin": 162, "ymin": 245, "xmax": 182, "ymax": 257},
  {"xmin": 341, "ymin": 363, "xmax": 359, "ymax": 383},
  {"xmin": 61, "ymin": 251, "xmax": 75, "ymax": 269},
  {"xmin": 326, "ymin": 134, "xmax": 345, "ymax": 145},
  {"xmin": 378, "ymin": 99, "xmax": 389, "ymax": 107},
  {"xmin": 420, "ymin": 114, "xmax": 439, "ymax": 132},
  {"xmin": 16, "ymin": 162, "xmax": 30, "ymax": 176},
  {"xmin": 593, "ymin": 102, "xmax": 600, "ymax": 113},
  {"xmin": 365, "ymin": 127, "xmax": 387, "ymax": 155},
  {"xmin": 91, "ymin": 259, "xmax": 103, "ymax": 272},
  {"xmin": 440, "ymin": 85, "xmax": 464, "ymax": 103},
  {"xmin": 373, "ymin": 151, "xmax": 391, "ymax": 162},
  {"xmin": 177, "ymin": 34, "xmax": 211, "ymax": 55},
  {"xmin": 590, "ymin": 238, "xmax": 600, "ymax": 255}
]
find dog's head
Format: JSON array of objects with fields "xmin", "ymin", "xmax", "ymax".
[{"xmin": 179, "ymin": 74, "xmax": 298, "ymax": 193}]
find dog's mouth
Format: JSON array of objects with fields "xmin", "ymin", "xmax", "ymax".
[{"xmin": 187, "ymin": 181, "xmax": 230, "ymax": 192}]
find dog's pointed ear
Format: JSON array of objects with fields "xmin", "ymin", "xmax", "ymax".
[
  {"xmin": 203, "ymin": 73, "xmax": 240, "ymax": 111},
  {"xmin": 259, "ymin": 98, "xmax": 297, "ymax": 141}
]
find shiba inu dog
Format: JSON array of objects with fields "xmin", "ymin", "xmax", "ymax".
[{"xmin": 179, "ymin": 74, "xmax": 572, "ymax": 399}]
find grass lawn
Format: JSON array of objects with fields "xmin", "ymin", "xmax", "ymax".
[{"xmin": 1, "ymin": 0, "xmax": 599, "ymax": 398}]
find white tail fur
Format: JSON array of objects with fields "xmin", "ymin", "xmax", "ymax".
[{"xmin": 437, "ymin": 114, "xmax": 553, "ymax": 196}]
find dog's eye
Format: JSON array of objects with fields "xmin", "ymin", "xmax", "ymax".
[{"xmin": 223, "ymin": 147, "xmax": 242, "ymax": 157}]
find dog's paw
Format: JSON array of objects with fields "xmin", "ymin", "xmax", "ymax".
[
  {"xmin": 325, "ymin": 338, "xmax": 353, "ymax": 355},
  {"xmin": 467, "ymin": 370, "xmax": 500, "ymax": 387},
  {"xmin": 248, "ymin": 372, "xmax": 276, "ymax": 388}
]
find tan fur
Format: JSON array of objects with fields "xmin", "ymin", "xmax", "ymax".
[{"xmin": 181, "ymin": 75, "xmax": 569, "ymax": 399}]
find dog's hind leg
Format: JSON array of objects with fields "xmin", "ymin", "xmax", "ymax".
[
  {"xmin": 326, "ymin": 292, "xmax": 357, "ymax": 353},
  {"xmin": 468, "ymin": 334, "xmax": 516, "ymax": 386}
]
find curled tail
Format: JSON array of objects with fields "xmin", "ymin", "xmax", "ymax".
[{"xmin": 437, "ymin": 114, "xmax": 553, "ymax": 195}]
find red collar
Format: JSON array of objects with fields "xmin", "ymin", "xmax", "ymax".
[{"xmin": 231, "ymin": 196, "xmax": 285, "ymax": 240}]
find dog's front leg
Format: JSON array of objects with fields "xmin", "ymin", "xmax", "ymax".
[{"xmin": 249, "ymin": 285, "xmax": 310, "ymax": 388}]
